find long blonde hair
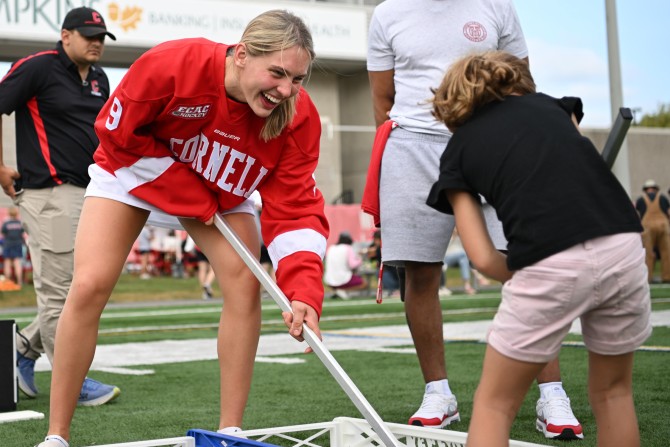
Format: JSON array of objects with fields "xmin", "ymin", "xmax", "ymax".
[
  {"xmin": 432, "ymin": 51, "xmax": 535, "ymax": 132},
  {"xmin": 240, "ymin": 10, "xmax": 315, "ymax": 141}
]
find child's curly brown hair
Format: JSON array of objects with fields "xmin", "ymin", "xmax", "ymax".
[{"xmin": 431, "ymin": 51, "xmax": 536, "ymax": 132}]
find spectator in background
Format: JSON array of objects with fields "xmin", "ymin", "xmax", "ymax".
[
  {"xmin": 1, "ymin": 206, "xmax": 25, "ymax": 286},
  {"xmin": 196, "ymin": 246, "xmax": 216, "ymax": 299},
  {"xmin": 324, "ymin": 231, "xmax": 368, "ymax": 299},
  {"xmin": 635, "ymin": 179, "xmax": 670, "ymax": 283},
  {"xmin": 137, "ymin": 224, "xmax": 154, "ymax": 279},
  {"xmin": 366, "ymin": 230, "xmax": 400, "ymax": 296},
  {"xmin": 471, "ymin": 268, "xmax": 492, "ymax": 288},
  {"xmin": 162, "ymin": 229, "xmax": 184, "ymax": 278},
  {"xmin": 442, "ymin": 230, "xmax": 476, "ymax": 295},
  {"xmin": 0, "ymin": 6, "xmax": 119, "ymax": 405},
  {"xmin": 185, "ymin": 236, "xmax": 216, "ymax": 300}
]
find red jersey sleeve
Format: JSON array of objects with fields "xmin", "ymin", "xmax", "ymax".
[
  {"xmin": 258, "ymin": 92, "xmax": 329, "ymax": 316},
  {"xmin": 93, "ymin": 40, "xmax": 219, "ymax": 222}
]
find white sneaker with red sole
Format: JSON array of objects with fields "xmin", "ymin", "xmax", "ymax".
[
  {"xmin": 536, "ymin": 396, "xmax": 584, "ymax": 440},
  {"xmin": 408, "ymin": 382, "xmax": 460, "ymax": 428}
]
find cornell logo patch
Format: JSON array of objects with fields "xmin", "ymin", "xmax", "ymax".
[
  {"xmin": 463, "ymin": 21, "xmax": 487, "ymax": 42},
  {"xmin": 170, "ymin": 104, "xmax": 211, "ymax": 119}
]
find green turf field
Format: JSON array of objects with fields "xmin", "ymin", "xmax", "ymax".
[{"xmin": 0, "ymin": 277, "xmax": 668, "ymax": 446}]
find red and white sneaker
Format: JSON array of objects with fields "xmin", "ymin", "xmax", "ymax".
[
  {"xmin": 408, "ymin": 383, "xmax": 460, "ymax": 428},
  {"xmin": 536, "ymin": 396, "xmax": 584, "ymax": 440}
]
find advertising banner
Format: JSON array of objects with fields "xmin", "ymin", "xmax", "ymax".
[{"xmin": 0, "ymin": 0, "xmax": 368, "ymax": 60}]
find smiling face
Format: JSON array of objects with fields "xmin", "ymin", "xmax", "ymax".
[
  {"xmin": 226, "ymin": 44, "xmax": 311, "ymax": 118},
  {"xmin": 61, "ymin": 29, "xmax": 105, "ymax": 67}
]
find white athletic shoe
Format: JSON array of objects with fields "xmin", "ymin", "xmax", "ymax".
[
  {"xmin": 438, "ymin": 287, "xmax": 452, "ymax": 296},
  {"xmin": 217, "ymin": 426, "xmax": 247, "ymax": 439},
  {"xmin": 202, "ymin": 285, "xmax": 214, "ymax": 300},
  {"xmin": 408, "ymin": 383, "xmax": 460, "ymax": 428},
  {"xmin": 536, "ymin": 396, "xmax": 584, "ymax": 440},
  {"xmin": 334, "ymin": 289, "xmax": 350, "ymax": 300},
  {"xmin": 36, "ymin": 435, "xmax": 69, "ymax": 447}
]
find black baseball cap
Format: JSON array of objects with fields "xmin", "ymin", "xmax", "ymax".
[{"xmin": 62, "ymin": 7, "xmax": 116, "ymax": 41}]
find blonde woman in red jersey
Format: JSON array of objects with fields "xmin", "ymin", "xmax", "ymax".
[{"xmin": 38, "ymin": 10, "xmax": 329, "ymax": 447}]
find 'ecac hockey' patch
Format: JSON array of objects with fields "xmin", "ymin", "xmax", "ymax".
[{"xmin": 170, "ymin": 104, "xmax": 211, "ymax": 119}]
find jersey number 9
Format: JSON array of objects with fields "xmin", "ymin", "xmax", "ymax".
[{"xmin": 105, "ymin": 97, "xmax": 123, "ymax": 131}]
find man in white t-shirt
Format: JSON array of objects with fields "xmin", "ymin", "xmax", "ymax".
[{"xmin": 366, "ymin": 0, "xmax": 582, "ymax": 440}]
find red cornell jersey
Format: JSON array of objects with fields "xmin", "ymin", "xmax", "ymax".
[{"xmin": 94, "ymin": 38, "xmax": 329, "ymax": 315}]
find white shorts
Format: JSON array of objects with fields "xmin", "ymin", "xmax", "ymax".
[{"xmin": 85, "ymin": 164, "xmax": 255, "ymax": 230}]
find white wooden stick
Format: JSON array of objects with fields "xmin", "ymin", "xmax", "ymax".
[{"xmin": 213, "ymin": 213, "xmax": 401, "ymax": 447}]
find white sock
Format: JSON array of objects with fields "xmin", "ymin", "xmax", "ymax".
[
  {"xmin": 217, "ymin": 426, "xmax": 246, "ymax": 439},
  {"xmin": 538, "ymin": 381, "xmax": 567, "ymax": 400},
  {"xmin": 426, "ymin": 379, "xmax": 453, "ymax": 396}
]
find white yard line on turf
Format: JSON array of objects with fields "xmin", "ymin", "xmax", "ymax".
[
  {"xmin": 33, "ymin": 310, "xmax": 670, "ymax": 375},
  {"xmin": 1, "ymin": 292, "xmax": 504, "ymax": 323},
  {"xmin": 95, "ymin": 307, "xmax": 500, "ymax": 335}
]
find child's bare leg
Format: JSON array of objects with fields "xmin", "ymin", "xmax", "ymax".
[
  {"xmin": 588, "ymin": 351, "xmax": 639, "ymax": 447},
  {"xmin": 466, "ymin": 345, "xmax": 545, "ymax": 447}
]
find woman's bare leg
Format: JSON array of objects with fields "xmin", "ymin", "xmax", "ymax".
[
  {"xmin": 588, "ymin": 351, "xmax": 639, "ymax": 447},
  {"xmin": 466, "ymin": 345, "xmax": 545, "ymax": 447},
  {"xmin": 47, "ymin": 198, "xmax": 149, "ymax": 440},
  {"xmin": 180, "ymin": 213, "xmax": 261, "ymax": 429}
]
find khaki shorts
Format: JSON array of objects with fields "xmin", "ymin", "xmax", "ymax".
[{"xmin": 488, "ymin": 232, "xmax": 651, "ymax": 362}]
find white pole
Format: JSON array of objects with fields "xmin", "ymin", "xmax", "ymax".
[
  {"xmin": 213, "ymin": 214, "xmax": 402, "ymax": 447},
  {"xmin": 605, "ymin": 0, "xmax": 631, "ymax": 195}
]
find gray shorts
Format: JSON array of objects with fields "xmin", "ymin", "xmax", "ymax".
[
  {"xmin": 378, "ymin": 128, "xmax": 508, "ymax": 265},
  {"xmin": 379, "ymin": 128, "xmax": 455, "ymax": 265}
]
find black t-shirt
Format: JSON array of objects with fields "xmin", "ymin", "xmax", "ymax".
[
  {"xmin": 0, "ymin": 42, "xmax": 110, "ymax": 188},
  {"xmin": 427, "ymin": 93, "xmax": 642, "ymax": 270}
]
